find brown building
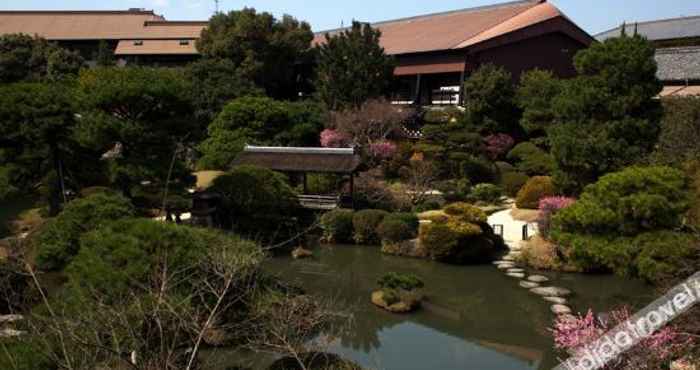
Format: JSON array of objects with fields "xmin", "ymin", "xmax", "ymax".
[
  {"xmin": 0, "ymin": 0, "xmax": 593, "ymax": 104},
  {"xmin": 314, "ymin": 0, "xmax": 594, "ymax": 106},
  {"xmin": 0, "ymin": 9, "xmax": 206, "ymax": 65}
]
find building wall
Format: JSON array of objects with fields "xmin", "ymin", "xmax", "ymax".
[{"xmin": 471, "ymin": 32, "xmax": 586, "ymax": 81}]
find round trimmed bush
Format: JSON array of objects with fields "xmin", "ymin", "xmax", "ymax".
[
  {"xmin": 500, "ymin": 171, "xmax": 529, "ymax": 197},
  {"xmin": 468, "ymin": 183, "xmax": 502, "ymax": 203},
  {"xmin": 352, "ymin": 209, "xmax": 389, "ymax": 244},
  {"xmin": 516, "ymin": 176, "xmax": 555, "ymax": 209},
  {"xmin": 507, "ymin": 142, "xmax": 555, "ymax": 176},
  {"xmin": 377, "ymin": 272, "xmax": 424, "ymax": 291},
  {"xmin": 443, "ymin": 202, "xmax": 488, "ymax": 224},
  {"xmin": 377, "ymin": 213, "xmax": 419, "ymax": 244},
  {"xmin": 35, "ymin": 192, "xmax": 135, "ymax": 271},
  {"xmin": 320, "ymin": 209, "xmax": 354, "ymax": 244}
]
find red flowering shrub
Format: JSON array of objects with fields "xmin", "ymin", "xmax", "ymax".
[
  {"xmin": 552, "ymin": 307, "xmax": 693, "ymax": 369},
  {"xmin": 369, "ymin": 141, "xmax": 397, "ymax": 160},
  {"xmin": 537, "ymin": 196, "xmax": 576, "ymax": 238},
  {"xmin": 320, "ymin": 129, "xmax": 351, "ymax": 148},
  {"xmin": 484, "ymin": 134, "xmax": 515, "ymax": 160}
]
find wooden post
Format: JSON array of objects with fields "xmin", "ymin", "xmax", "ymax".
[
  {"xmin": 414, "ymin": 74, "xmax": 422, "ymax": 106},
  {"xmin": 302, "ymin": 172, "xmax": 308, "ymax": 194}
]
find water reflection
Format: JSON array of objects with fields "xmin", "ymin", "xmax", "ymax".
[{"xmin": 265, "ymin": 246, "xmax": 653, "ymax": 370}]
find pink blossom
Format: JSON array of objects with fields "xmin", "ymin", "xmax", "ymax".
[
  {"xmin": 484, "ymin": 134, "xmax": 515, "ymax": 160},
  {"xmin": 539, "ymin": 196, "xmax": 576, "ymax": 212},
  {"xmin": 369, "ymin": 141, "xmax": 397, "ymax": 160},
  {"xmin": 320, "ymin": 129, "xmax": 351, "ymax": 148}
]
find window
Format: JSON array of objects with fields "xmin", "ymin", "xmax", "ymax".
[
  {"xmin": 179, "ymin": 40, "xmax": 190, "ymax": 46},
  {"xmin": 133, "ymin": 40, "xmax": 143, "ymax": 46}
]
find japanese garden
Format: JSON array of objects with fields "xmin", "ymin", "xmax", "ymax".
[{"xmin": 0, "ymin": 1, "xmax": 699, "ymax": 369}]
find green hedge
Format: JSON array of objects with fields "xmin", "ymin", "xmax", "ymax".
[
  {"xmin": 506, "ymin": 142, "xmax": 554, "ymax": 176},
  {"xmin": 467, "ymin": 183, "xmax": 502, "ymax": 204},
  {"xmin": 516, "ymin": 176, "xmax": 554, "ymax": 209},
  {"xmin": 320, "ymin": 209, "xmax": 355, "ymax": 244},
  {"xmin": 352, "ymin": 209, "xmax": 389, "ymax": 244},
  {"xmin": 35, "ymin": 192, "xmax": 135, "ymax": 271},
  {"xmin": 377, "ymin": 272, "xmax": 424, "ymax": 291},
  {"xmin": 500, "ymin": 171, "xmax": 529, "ymax": 197},
  {"xmin": 377, "ymin": 213, "xmax": 419, "ymax": 244}
]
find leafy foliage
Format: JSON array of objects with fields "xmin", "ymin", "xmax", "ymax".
[
  {"xmin": 652, "ymin": 96, "xmax": 700, "ymax": 165},
  {"xmin": 506, "ymin": 142, "xmax": 554, "ymax": 176},
  {"xmin": 320, "ymin": 209, "xmax": 355, "ymax": 244},
  {"xmin": 377, "ymin": 213, "xmax": 419, "ymax": 244},
  {"xmin": 352, "ymin": 209, "xmax": 389, "ymax": 244},
  {"xmin": 516, "ymin": 69, "xmax": 562, "ymax": 138},
  {"xmin": 499, "ymin": 171, "xmax": 529, "ymax": 197},
  {"xmin": 462, "ymin": 64, "xmax": 521, "ymax": 136},
  {"xmin": 377, "ymin": 272, "xmax": 424, "ymax": 291},
  {"xmin": 35, "ymin": 193, "xmax": 135, "ymax": 271},
  {"xmin": 197, "ymin": 8, "xmax": 314, "ymax": 99},
  {"xmin": 0, "ymin": 33, "xmax": 82, "ymax": 83},
  {"xmin": 516, "ymin": 176, "xmax": 555, "ymax": 209},
  {"xmin": 208, "ymin": 165, "xmax": 298, "ymax": 238},
  {"xmin": 316, "ymin": 21, "xmax": 395, "ymax": 110}
]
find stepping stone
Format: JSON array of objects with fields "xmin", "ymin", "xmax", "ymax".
[
  {"xmin": 530, "ymin": 286, "xmax": 572, "ymax": 297},
  {"xmin": 507, "ymin": 268, "xmax": 525, "ymax": 273},
  {"xmin": 493, "ymin": 260, "xmax": 510, "ymax": 265},
  {"xmin": 497, "ymin": 263, "xmax": 516, "ymax": 270},
  {"xmin": 502, "ymin": 255, "xmax": 516, "ymax": 261},
  {"xmin": 527, "ymin": 275, "xmax": 550, "ymax": 283},
  {"xmin": 506, "ymin": 272, "xmax": 525, "ymax": 279},
  {"xmin": 509, "ymin": 246, "xmax": 522, "ymax": 252},
  {"xmin": 543, "ymin": 296, "xmax": 567, "ymax": 305},
  {"xmin": 551, "ymin": 304, "xmax": 572, "ymax": 315},
  {"xmin": 520, "ymin": 281, "xmax": 540, "ymax": 289},
  {"xmin": 558, "ymin": 314, "xmax": 577, "ymax": 322}
]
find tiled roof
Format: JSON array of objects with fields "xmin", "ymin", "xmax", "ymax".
[
  {"xmin": 232, "ymin": 146, "xmax": 362, "ymax": 173},
  {"xmin": 313, "ymin": 0, "xmax": 587, "ymax": 55},
  {"xmin": 595, "ymin": 15, "xmax": 700, "ymax": 42},
  {"xmin": 114, "ymin": 39, "xmax": 198, "ymax": 55},
  {"xmin": 655, "ymin": 46, "xmax": 700, "ymax": 82},
  {"xmin": 659, "ymin": 85, "xmax": 700, "ymax": 97},
  {"xmin": 0, "ymin": 10, "xmax": 205, "ymax": 40}
]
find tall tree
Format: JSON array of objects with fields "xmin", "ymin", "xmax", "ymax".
[
  {"xmin": 461, "ymin": 64, "xmax": 522, "ymax": 137},
  {"xmin": 548, "ymin": 34, "xmax": 663, "ymax": 193},
  {"xmin": 196, "ymin": 8, "xmax": 314, "ymax": 100},
  {"xmin": 76, "ymin": 67, "xmax": 197, "ymax": 196},
  {"xmin": 315, "ymin": 21, "xmax": 395, "ymax": 110},
  {"xmin": 0, "ymin": 83, "xmax": 78, "ymax": 214},
  {"xmin": 0, "ymin": 34, "xmax": 53, "ymax": 83}
]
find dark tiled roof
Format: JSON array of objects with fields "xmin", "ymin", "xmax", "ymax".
[
  {"xmin": 655, "ymin": 46, "xmax": 700, "ymax": 82},
  {"xmin": 232, "ymin": 146, "xmax": 362, "ymax": 173},
  {"xmin": 595, "ymin": 15, "xmax": 700, "ymax": 42}
]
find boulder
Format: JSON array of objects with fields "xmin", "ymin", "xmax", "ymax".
[
  {"xmin": 543, "ymin": 296, "xmax": 568, "ymax": 305},
  {"xmin": 530, "ymin": 286, "xmax": 572, "ymax": 297},
  {"xmin": 527, "ymin": 275, "xmax": 550, "ymax": 283},
  {"xmin": 520, "ymin": 281, "xmax": 540, "ymax": 289},
  {"xmin": 292, "ymin": 247, "xmax": 313, "ymax": 259},
  {"xmin": 371, "ymin": 290, "xmax": 421, "ymax": 314},
  {"xmin": 551, "ymin": 304, "xmax": 572, "ymax": 315}
]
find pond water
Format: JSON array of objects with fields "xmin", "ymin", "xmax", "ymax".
[{"xmin": 262, "ymin": 245, "xmax": 654, "ymax": 370}]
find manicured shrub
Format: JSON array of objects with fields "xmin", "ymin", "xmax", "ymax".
[
  {"xmin": 320, "ymin": 209, "xmax": 355, "ymax": 244},
  {"xmin": 435, "ymin": 178, "xmax": 471, "ymax": 203},
  {"xmin": 209, "ymin": 165, "xmax": 298, "ymax": 238},
  {"xmin": 537, "ymin": 196, "xmax": 576, "ymax": 239},
  {"xmin": 419, "ymin": 203, "xmax": 500, "ymax": 264},
  {"xmin": 422, "ymin": 107, "xmax": 463, "ymax": 124},
  {"xmin": 352, "ymin": 209, "xmax": 389, "ymax": 244},
  {"xmin": 506, "ymin": 142, "xmax": 554, "ymax": 176},
  {"xmin": 377, "ymin": 272, "xmax": 424, "ymax": 291},
  {"xmin": 35, "ymin": 193, "xmax": 135, "ymax": 271},
  {"xmin": 634, "ymin": 231, "xmax": 698, "ymax": 283},
  {"xmin": 552, "ymin": 166, "xmax": 689, "ymax": 236},
  {"xmin": 461, "ymin": 155, "xmax": 497, "ymax": 184},
  {"xmin": 516, "ymin": 176, "xmax": 555, "ymax": 209},
  {"xmin": 467, "ymin": 183, "xmax": 503, "ymax": 204},
  {"xmin": 484, "ymin": 133, "xmax": 515, "ymax": 160},
  {"xmin": 685, "ymin": 160, "xmax": 700, "ymax": 230},
  {"xmin": 377, "ymin": 213, "xmax": 419, "ymax": 244},
  {"xmin": 500, "ymin": 171, "xmax": 529, "ymax": 197}
]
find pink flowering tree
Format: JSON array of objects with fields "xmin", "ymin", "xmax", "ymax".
[
  {"xmin": 484, "ymin": 133, "xmax": 515, "ymax": 160},
  {"xmin": 320, "ymin": 129, "xmax": 352, "ymax": 148},
  {"xmin": 368, "ymin": 141, "xmax": 397, "ymax": 160},
  {"xmin": 537, "ymin": 196, "xmax": 576, "ymax": 238},
  {"xmin": 552, "ymin": 307, "xmax": 693, "ymax": 369}
]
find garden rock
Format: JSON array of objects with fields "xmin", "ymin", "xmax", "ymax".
[
  {"xmin": 292, "ymin": 247, "xmax": 313, "ymax": 259},
  {"xmin": 371, "ymin": 290, "xmax": 420, "ymax": 314},
  {"xmin": 530, "ymin": 286, "xmax": 571, "ymax": 297}
]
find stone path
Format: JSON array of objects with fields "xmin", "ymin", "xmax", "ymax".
[{"xmin": 488, "ymin": 205, "xmax": 575, "ymax": 318}]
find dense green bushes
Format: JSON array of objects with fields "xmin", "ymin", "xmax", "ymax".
[
  {"xmin": 320, "ymin": 209, "xmax": 355, "ymax": 243},
  {"xmin": 467, "ymin": 183, "xmax": 502, "ymax": 204},
  {"xmin": 516, "ymin": 176, "xmax": 554, "ymax": 209},
  {"xmin": 377, "ymin": 213, "xmax": 419, "ymax": 244},
  {"xmin": 35, "ymin": 192, "xmax": 135, "ymax": 270},
  {"xmin": 208, "ymin": 165, "xmax": 298, "ymax": 238},
  {"xmin": 377, "ymin": 272, "xmax": 424, "ymax": 291},
  {"xmin": 352, "ymin": 209, "xmax": 389, "ymax": 244},
  {"xmin": 419, "ymin": 202, "xmax": 502, "ymax": 264},
  {"xmin": 551, "ymin": 166, "xmax": 694, "ymax": 282},
  {"xmin": 506, "ymin": 142, "xmax": 554, "ymax": 176},
  {"xmin": 500, "ymin": 171, "xmax": 529, "ymax": 197}
]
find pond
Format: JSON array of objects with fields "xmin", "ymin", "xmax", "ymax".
[{"xmin": 261, "ymin": 245, "xmax": 654, "ymax": 370}]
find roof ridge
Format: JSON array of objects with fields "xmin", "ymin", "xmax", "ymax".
[
  {"xmin": 595, "ymin": 14, "xmax": 700, "ymax": 37},
  {"xmin": 314, "ymin": 0, "xmax": 542, "ymax": 35},
  {"xmin": 0, "ymin": 10, "xmax": 157, "ymax": 15},
  {"xmin": 449, "ymin": 0, "xmax": 546, "ymax": 49}
]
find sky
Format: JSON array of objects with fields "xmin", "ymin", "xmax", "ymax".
[{"xmin": 3, "ymin": 0, "xmax": 700, "ymax": 35}]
